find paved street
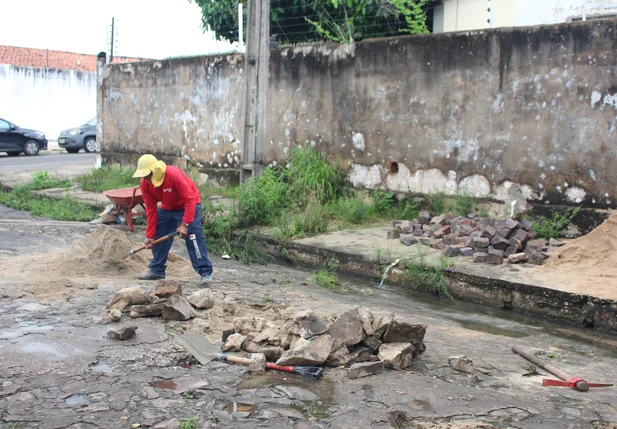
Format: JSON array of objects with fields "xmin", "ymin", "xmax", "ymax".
[{"xmin": 0, "ymin": 152, "xmax": 98, "ymax": 175}]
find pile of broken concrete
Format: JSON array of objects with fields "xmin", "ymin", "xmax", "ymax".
[
  {"xmin": 106, "ymin": 280, "xmax": 212, "ymax": 339},
  {"xmin": 390, "ymin": 211, "xmax": 564, "ymax": 265},
  {"xmin": 221, "ymin": 307, "xmax": 426, "ymax": 379}
]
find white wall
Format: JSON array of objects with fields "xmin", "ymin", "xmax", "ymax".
[
  {"xmin": 515, "ymin": 0, "xmax": 617, "ymax": 25},
  {"xmin": 0, "ymin": 64, "xmax": 96, "ymax": 139}
]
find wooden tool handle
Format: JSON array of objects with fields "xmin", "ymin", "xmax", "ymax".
[
  {"xmin": 129, "ymin": 232, "xmax": 178, "ymax": 255},
  {"xmin": 512, "ymin": 345, "xmax": 573, "ymax": 381},
  {"xmin": 224, "ymin": 355, "xmax": 253, "ymax": 365}
]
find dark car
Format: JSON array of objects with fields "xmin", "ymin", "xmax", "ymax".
[
  {"xmin": 0, "ymin": 118, "xmax": 48, "ymax": 156},
  {"xmin": 58, "ymin": 118, "xmax": 98, "ymax": 153}
]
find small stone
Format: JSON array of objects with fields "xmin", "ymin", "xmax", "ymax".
[
  {"xmin": 392, "ymin": 220, "xmax": 403, "ymax": 230},
  {"xmin": 430, "ymin": 239, "xmax": 445, "ymax": 250},
  {"xmin": 221, "ymin": 301, "xmax": 237, "ymax": 314},
  {"xmin": 518, "ymin": 219, "xmax": 533, "ymax": 231},
  {"xmin": 0, "ymin": 382, "xmax": 21, "ymax": 397},
  {"xmin": 419, "ymin": 237, "xmax": 432, "ymax": 246},
  {"xmin": 472, "ymin": 237, "xmax": 490, "ymax": 248},
  {"xmin": 487, "ymin": 248, "xmax": 504, "ymax": 265},
  {"xmin": 372, "ymin": 313, "xmax": 394, "ymax": 338},
  {"xmin": 508, "ymin": 252, "xmax": 528, "ymax": 264},
  {"xmin": 358, "ymin": 307, "xmax": 375, "ymax": 336},
  {"xmin": 400, "ymin": 221, "xmax": 412, "ymax": 233},
  {"xmin": 443, "ymin": 245, "xmax": 460, "ymax": 257},
  {"xmin": 212, "ymin": 410, "xmax": 233, "ymax": 425},
  {"xmin": 107, "ymin": 287, "xmax": 151, "ymax": 311},
  {"xmin": 222, "ymin": 328, "xmax": 235, "ymax": 342},
  {"xmin": 130, "ymin": 303, "xmax": 166, "ymax": 318},
  {"xmin": 387, "ymin": 229, "xmax": 401, "ymax": 240},
  {"xmin": 361, "ymin": 336, "xmax": 382, "ymax": 351},
  {"xmin": 549, "ymin": 238, "xmax": 565, "ymax": 247},
  {"xmin": 504, "ymin": 218, "xmax": 518, "ymax": 231},
  {"xmin": 325, "ymin": 346, "xmax": 351, "ymax": 367},
  {"xmin": 348, "ymin": 346, "xmax": 375, "ymax": 363},
  {"xmin": 253, "ymin": 326, "xmax": 283, "ymax": 345},
  {"xmin": 527, "ymin": 238, "xmax": 549, "ymax": 251},
  {"xmin": 328, "ymin": 308, "xmax": 365, "ymax": 350},
  {"xmin": 509, "ymin": 237, "xmax": 523, "ymax": 250},
  {"xmin": 400, "ymin": 234, "xmax": 419, "ymax": 246},
  {"xmin": 449, "ymin": 355, "xmax": 474, "ymax": 373},
  {"xmin": 222, "ymin": 333, "xmax": 246, "ymax": 352},
  {"xmin": 512, "ymin": 228, "xmax": 529, "ymax": 243},
  {"xmin": 132, "ymin": 424, "xmax": 141, "ymax": 428},
  {"xmin": 434, "ymin": 225, "xmax": 451, "ymax": 239},
  {"xmin": 460, "ymin": 247, "xmax": 474, "ymax": 257},
  {"xmin": 525, "ymin": 249, "xmax": 546, "ymax": 265},
  {"xmin": 382, "ymin": 320, "xmax": 426, "ymax": 347},
  {"xmin": 294, "ymin": 309, "xmax": 328, "ymax": 339},
  {"xmin": 503, "ymin": 246, "xmax": 517, "ymax": 258},
  {"xmin": 248, "ymin": 353, "xmax": 267, "ymax": 375},
  {"xmin": 154, "ymin": 280, "xmax": 182, "ymax": 298},
  {"xmin": 490, "ymin": 235, "xmax": 510, "ymax": 250},
  {"xmin": 260, "ymin": 346, "xmax": 284, "ymax": 362},
  {"xmin": 187, "ymin": 288, "xmax": 215, "ymax": 309},
  {"xmin": 473, "ymin": 252, "xmax": 488, "ymax": 263},
  {"xmin": 107, "ymin": 326, "xmax": 138, "ymax": 340},
  {"xmin": 162, "ymin": 294, "xmax": 194, "ymax": 321},
  {"xmin": 276, "ymin": 334, "xmax": 333, "ymax": 366},
  {"xmin": 430, "ymin": 215, "xmax": 446, "ymax": 225},
  {"xmin": 378, "ymin": 343, "xmax": 414, "ymax": 369},
  {"xmin": 234, "ymin": 317, "xmax": 268, "ymax": 335},
  {"xmin": 109, "ymin": 309, "xmax": 122, "ymax": 322},
  {"xmin": 153, "ymin": 419, "xmax": 181, "ymax": 429},
  {"xmin": 418, "ymin": 211, "xmax": 432, "ymax": 224},
  {"xmin": 482, "ymin": 225, "xmax": 497, "ymax": 239},
  {"xmin": 242, "ymin": 334, "xmax": 261, "ymax": 353},
  {"xmin": 347, "ymin": 361, "xmax": 384, "ymax": 379}
]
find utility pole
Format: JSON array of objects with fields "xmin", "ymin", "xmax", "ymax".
[
  {"xmin": 241, "ymin": 0, "xmax": 270, "ymax": 182},
  {"xmin": 110, "ymin": 17, "xmax": 115, "ymax": 63}
]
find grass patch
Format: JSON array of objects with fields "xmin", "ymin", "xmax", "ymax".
[
  {"xmin": 199, "ymin": 182, "xmax": 239, "ymax": 199},
  {"xmin": 74, "ymin": 164, "xmax": 139, "ymax": 192},
  {"xmin": 402, "ymin": 254, "xmax": 454, "ymax": 300},
  {"xmin": 529, "ymin": 207, "xmax": 580, "ymax": 239},
  {"xmin": 313, "ymin": 259, "xmax": 340, "ymax": 291},
  {"xmin": 535, "ymin": 351, "xmax": 563, "ymax": 360},
  {"xmin": 180, "ymin": 417, "xmax": 199, "ymax": 429},
  {"xmin": 21, "ymin": 171, "xmax": 70, "ymax": 190}
]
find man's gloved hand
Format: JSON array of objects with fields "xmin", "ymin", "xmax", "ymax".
[
  {"xmin": 144, "ymin": 238, "xmax": 154, "ymax": 249},
  {"xmin": 177, "ymin": 223, "xmax": 189, "ymax": 238}
]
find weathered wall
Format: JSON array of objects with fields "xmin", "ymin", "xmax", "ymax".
[
  {"xmin": 0, "ymin": 65, "xmax": 96, "ymax": 139},
  {"xmin": 100, "ymin": 20, "xmax": 617, "ymax": 208}
]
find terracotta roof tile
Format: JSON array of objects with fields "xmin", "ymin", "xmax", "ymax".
[{"xmin": 0, "ymin": 45, "xmax": 149, "ymax": 72}]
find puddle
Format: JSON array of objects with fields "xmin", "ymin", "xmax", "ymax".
[
  {"xmin": 449, "ymin": 318, "xmax": 530, "ymax": 338},
  {"xmin": 407, "ymin": 399, "xmax": 432, "ymax": 411},
  {"xmin": 17, "ymin": 303, "xmax": 47, "ymax": 312},
  {"xmin": 90, "ymin": 362, "xmax": 114, "ymax": 373},
  {"xmin": 65, "ymin": 394, "xmax": 90, "ymax": 406},
  {"xmin": 151, "ymin": 376, "xmax": 209, "ymax": 393},
  {"xmin": 22, "ymin": 326, "xmax": 54, "ymax": 334},
  {"xmin": 20, "ymin": 342, "xmax": 66, "ymax": 359}
]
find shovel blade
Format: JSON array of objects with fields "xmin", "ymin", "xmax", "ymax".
[{"xmin": 173, "ymin": 332, "xmax": 222, "ymax": 365}]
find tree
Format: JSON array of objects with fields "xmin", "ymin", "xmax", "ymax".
[{"xmin": 189, "ymin": 0, "xmax": 428, "ymax": 44}]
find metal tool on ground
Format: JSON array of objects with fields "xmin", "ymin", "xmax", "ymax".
[
  {"xmin": 512, "ymin": 345, "xmax": 613, "ymax": 391},
  {"xmin": 174, "ymin": 332, "xmax": 324, "ymax": 379},
  {"xmin": 129, "ymin": 231, "xmax": 179, "ymax": 256}
]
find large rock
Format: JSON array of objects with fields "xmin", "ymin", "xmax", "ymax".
[
  {"xmin": 276, "ymin": 334, "xmax": 333, "ymax": 366},
  {"xmin": 162, "ymin": 294, "xmax": 194, "ymax": 321},
  {"xmin": 107, "ymin": 287, "xmax": 151, "ymax": 311},
  {"xmin": 222, "ymin": 333, "xmax": 246, "ymax": 352},
  {"xmin": 382, "ymin": 320, "xmax": 427, "ymax": 349},
  {"xmin": 378, "ymin": 343, "xmax": 415, "ymax": 370},
  {"xmin": 357, "ymin": 307, "xmax": 374, "ymax": 336},
  {"xmin": 325, "ymin": 347, "xmax": 351, "ymax": 367},
  {"xmin": 372, "ymin": 313, "xmax": 394, "ymax": 339},
  {"xmin": 361, "ymin": 336, "xmax": 382, "ymax": 351},
  {"xmin": 154, "ymin": 280, "xmax": 182, "ymax": 298},
  {"xmin": 348, "ymin": 346, "xmax": 376, "ymax": 363},
  {"xmin": 187, "ymin": 289, "xmax": 215, "ymax": 309},
  {"xmin": 293, "ymin": 309, "xmax": 328, "ymax": 339},
  {"xmin": 107, "ymin": 326, "xmax": 138, "ymax": 340},
  {"xmin": 328, "ymin": 309, "xmax": 365, "ymax": 350},
  {"xmin": 241, "ymin": 334, "xmax": 261, "ymax": 353},
  {"xmin": 253, "ymin": 326, "xmax": 283, "ymax": 345},
  {"xmin": 130, "ymin": 303, "xmax": 167, "ymax": 318},
  {"xmin": 347, "ymin": 361, "xmax": 384, "ymax": 379},
  {"xmin": 234, "ymin": 317, "xmax": 268, "ymax": 335}
]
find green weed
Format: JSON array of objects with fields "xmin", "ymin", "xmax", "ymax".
[
  {"xmin": 370, "ymin": 190, "xmax": 396, "ymax": 215},
  {"xmin": 199, "ymin": 182, "xmax": 239, "ymax": 200},
  {"xmin": 313, "ymin": 259, "xmax": 339, "ymax": 291},
  {"xmin": 425, "ymin": 192, "xmax": 446, "ymax": 215},
  {"xmin": 180, "ymin": 417, "xmax": 199, "ymax": 429},
  {"xmin": 523, "ymin": 364, "xmax": 539, "ymax": 376},
  {"xmin": 535, "ymin": 351, "xmax": 563, "ymax": 360},
  {"xmin": 0, "ymin": 187, "xmax": 99, "ymax": 221},
  {"xmin": 334, "ymin": 196, "xmax": 368, "ymax": 224},
  {"xmin": 74, "ymin": 164, "xmax": 138, "ymax": 192},
  {"xmin": 403, "ymin": 255, "xmax": 454, "ymax": 300},
  {"xmin": 453, "ymin": 194, "xmax": 476, "ymax": 217},
  {"xmin": 21, "ymin": 171, "xmax": 70, "ymax": 190},
  {"xmin": 237, "ymin": 167, "xmax": 288, "ymax": 226},
  {"xmin": 305, "ymin": 400, "xmax": 329, "ymax": 419},
  {"xmin": 530, "ymin": 207, "xmax": 580, "ymax": 239}
]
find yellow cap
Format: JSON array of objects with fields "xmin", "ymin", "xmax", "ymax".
[{"xmin": 133, "ymin": 154, "xmax": 167, "ymax": 187}]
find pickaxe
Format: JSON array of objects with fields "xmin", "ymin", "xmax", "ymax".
[{"xmin": 512, "ymin": 345, "xmax": 613, "ymax": 392}]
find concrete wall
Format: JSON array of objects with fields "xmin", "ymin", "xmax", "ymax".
[
  {"xmin": 100, "ymin": 20, "xmax": 617, "ymax": 208},
  {"xmin": 0, "ymin": 64, "xmax": 96, "ymax": 139}
]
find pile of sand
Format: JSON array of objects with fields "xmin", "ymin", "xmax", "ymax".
[{"xmin": 543, "ymin": 212, "xmax": 617, "ymax": 269}]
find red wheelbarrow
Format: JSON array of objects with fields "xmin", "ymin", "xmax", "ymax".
[{"xmin": 103, "ymin": 186, "xmax": 146, "ymax": 232}]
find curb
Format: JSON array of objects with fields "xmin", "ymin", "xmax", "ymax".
[{"xmin": 235, "ymin": 231, "xmax": 617, "ymax": 334}]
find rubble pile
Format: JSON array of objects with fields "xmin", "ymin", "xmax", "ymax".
[
  {"xmin": 221, "ymin": 308, "xmax": 426, "ymax": 374},
  {"xmin": 390, "ymin": 211, "xmax": 564, "ymax": 265}
]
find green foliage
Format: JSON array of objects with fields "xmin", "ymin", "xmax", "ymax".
[
  {"xmin": 530, "ymin": 207, "xmax": 580, "ymax": 239},
  {"xmin": 535, "ymin": 351, "xmax": 563, "ymax": 360},
  {"xmin": 313, "ymin": 259, "xmax": 339, "ymax": 291},
  {"xmin": 21, "ymin": 171, "xmax": 70, "ymax": 191},
  {"xmin": 370, "ymin": 190, "xmax": 396, "ymax": 215},
  {"xmin": 334, "ymin": 196, "xmax": 368, "ymax": 224},
  {"xmin": 425, "ymin": 192, "xmax": 446, "ymax": 215},
  {"xmin": 237, "ymin": 167, "xmax": 289, "ymax": 226},
  {"xmin": 453, "ymin": 194, "xmax": 476, "ymax": 217},
  {"xmin": 199, "ymin": 182, "xmax": 239, "ymax": 200},
  {"xmin": 180, "ymin": 418, "xmax": 199, "ymax": 429},
  {"xmin": 0, "ymin": 187, "xmax": 99, "ymax": 221},
  {"xmin": 276, "ymin": 202, "xmax": 330, "ymax": 238},
  {"xmin": 75, "ymin": 165, "xmax": 138, "ymax": 192},
  {"xmin": 284, "ymin": 146, "xmax": 345, "ymax": 206},
  {"xmin": 190, "ymin": 0, "xmax": 428, "ymax": 44},
  {"xmin": 402, "ymin": 254, "xmax": 453, "ymax": 300}
]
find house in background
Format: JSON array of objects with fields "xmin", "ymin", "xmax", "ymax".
[
  {"xmin": 0, "ymin": 46, "xmax": 145, "ymax": 142},
  {"xmin": 432, "ymin": 0, "xmax": 617, "ymax": 33}
]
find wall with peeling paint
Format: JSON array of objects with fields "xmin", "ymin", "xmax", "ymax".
[{"xmin": 100, "ymin": 20, "xmax": 617, "ymax": 208}]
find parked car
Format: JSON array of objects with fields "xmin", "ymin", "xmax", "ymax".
[
  {"xmin": 0, "ymin": 118, "xmax": 48, "ymax": 156},
  {"xmin": 58, "ymin": 118, "xmax": 98, "ymax": 153}
]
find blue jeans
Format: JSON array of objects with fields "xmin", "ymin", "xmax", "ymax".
[{"xmin": 149, "ymin": 203, "xmax": 213, "ymax": 277}]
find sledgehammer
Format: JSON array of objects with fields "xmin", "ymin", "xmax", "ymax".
[{"xmin": 128, "ymin": 231, "xmax": 179, "ymax": 256}]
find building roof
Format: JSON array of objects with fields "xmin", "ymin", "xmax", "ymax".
[{"xmin": 0, "ymin": 45, "xmax": 149, "ymax": 72}]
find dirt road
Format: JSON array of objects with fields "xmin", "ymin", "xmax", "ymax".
[{"xmin": 0, "ymin": 205, "xmax": 616, "ymax": 429}]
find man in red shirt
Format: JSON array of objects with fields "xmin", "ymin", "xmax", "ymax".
[{"xmin": 132, "ymin": 154, "xmax": 213, "ymax": 284}]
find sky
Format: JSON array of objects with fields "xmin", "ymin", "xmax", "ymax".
[{"xmin": 0, "ymin": 0, "xmax": 237, "ymax": 59}]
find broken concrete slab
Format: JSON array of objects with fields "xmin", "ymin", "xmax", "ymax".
[
  {"xmin": 129, "ymin": 303, "xmax": 166, "ymax": 318},
  {"xmin": 449, "ymin": 355, "xmax": 474, "ymax": 373},
  {"xmin": 347, "ymin": 361, "xmax": 384, "ymax": 379},
  {"xmin": 106, "ymin": 287, "xmax": 151, "ymax": 311},
  {"xmin": 107, "ymin": 326, "xmax": 137, "ymax": 341},
  {"xmin": 328, "ymin": 308, "xmax": 365, "ymax": 350},
  {"xmin": 276, "ymin": 334, "xmax": 333, "ymax": 366},
  {"xmin": 154, "ymin": 280, "xmax": 182, "ymax": 299},
  {"xmin": 378, "ymin": 343, "xmax": 414, "ymax": 369},
  {"xmin": 187, "ymin": 288, "xmax": 215, "ymax": 309},
  {"xmin": 162, "ymin": 294, "xmax": 194, "ymax": 321},
  {"xmin": 293, "ymin": 309, "xmax": 328, "ymax": 339}
]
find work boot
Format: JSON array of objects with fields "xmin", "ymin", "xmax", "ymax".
[
  {"xmin": 138, "ymin": 271, "xmax": 165, "ymax": 281},
  {"xmin": 200, "ymin": 274, "xmax": 212, "ymax": 285}
]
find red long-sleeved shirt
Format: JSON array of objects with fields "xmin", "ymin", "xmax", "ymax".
[{"xmin": 140, "ymin": 166, "xmax": 201, "ymax": 239}]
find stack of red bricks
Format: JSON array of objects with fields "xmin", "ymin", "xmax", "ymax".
[{"xmin": 390, "ymin": 212, "xmax": 564, "ymax": 265}]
